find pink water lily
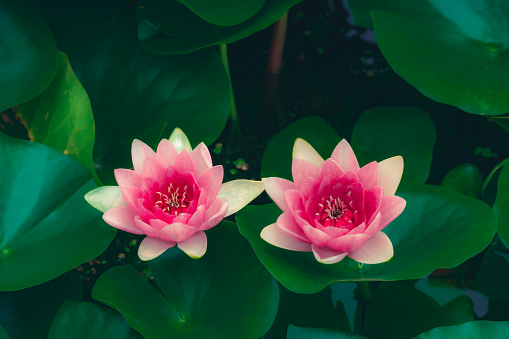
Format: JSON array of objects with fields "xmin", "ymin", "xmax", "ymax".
[
  {"xmin": 86, "ymin": 128, "xmax": 264, "ymax": 261},
  {"xmin": 261, "ymin": 138, "xmax": 406, "ymax": 265}
]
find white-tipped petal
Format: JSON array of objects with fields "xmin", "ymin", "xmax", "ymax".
[
  {"xmin": 85, "ymin": 186, "xmax": 126, "ymax": 213},
  {"xmin": 292, "ymin": 138, "xmax": 324, "ymax": 168},
  {"xmin": 132, "ymin": 139, "xmax": 155, "ymax": 173},
  {"xmin": 330, "ymin": 139, "xmax": 360, "ymax": 172},
  {"xmin": 261, "ymin": 224, "xmax": 312, "ymax": 251},
  {"xmin": 311, "ymin": 245, "xmax": 348, "ymax": 264},
  {"xmin": 378, "ymin": 156, "xmax": 404, "ymax": 196},
  {"xmin": 348, "ymin": 231, "xmax": 393, "ymax": 264},
  {"xmin": 138, "ymin": 237, "xmax": 176, "ymax": 261},
  {"xmin": 262, "ymin": 177, "xmax": 294, "ymax": 213},
  {"xmin": 168, "ymin": 128, "xmax": 192, "ymax": 153},
  {"xmin": 216, "ymin": 180, "xmax": 264, "ymax": 217},
  {"xmin": 178, "ymin": 231, "xmax": 207, "ymax": 259}
]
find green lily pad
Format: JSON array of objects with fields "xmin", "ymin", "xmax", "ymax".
[
  {"xmin": 440, "ymin": 163, "xmax": 483, "ymax": 198},
  {"xmin": 414, "ymin": 321, "xmax": 509, "ymax": 339},
  {"xmin": 181, "ymin": 0, "xmax": 266, "ymax": 26},
  {"xmin": 93, "ymin": 221, "xmax": 279, "ymax": 339},
  {"xmin": 287, "ymin": 324, "xmax": 366, "ymax": 339},
  {"xmin": 17, "ymin": 52, "xmax": 98, "ymax": 183},
  {"xmin": 34, "ymin": 0, "xmax": 230, "ymax": 184},
  {"xmin": 0, "ymin": 0, "xmax": 57, "ymax": 112},
  {"xmin": 482, "ymin": 158, "xmax": 509, "ymax": 206},
  {"xmin": 351, "ymin": 106, "xmax": 436, "ymax": 187},
  {"xmin": 347, "ymin": 0, "xmax": 509, "ymax": 115},
  {"xmin": 494, "ymin": 165, "xmax": 509, "ymax": 248},
  {"xmin": 136, "ymin": 0, "xmax": 302, "ymax": 54},
  {"xmin": 475, "ymin": 238, "xmax": 509, "ymax": 301},
  {"xmin": 48, "ymin": 301, "xmax": 142, "ymax": 339},
  {"xmin": 261, "ymin": 116, "xmax": 341, "ymax": 181},
  {"xmin": 0, "ymin": 133, "xmax": 115, "ymax": 291},
  {"xmin": 356, "ymin": 281, "xmax": 474, "ymax": 339},
  {"xmin": 236, "ymin": 185, "xmax": 496, "ymax": 294},
  {"xmin": 0, "ymin": 271, "xmax": 82, "ymax": 339}
]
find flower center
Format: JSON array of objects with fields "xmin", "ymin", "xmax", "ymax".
[
  {"xmin": 317, "ymin": 195, "xmax": 357, "ymax": 228},
  {"xmin": 155, "ymin": 183, "xmax": 192, "ymax": 215}
]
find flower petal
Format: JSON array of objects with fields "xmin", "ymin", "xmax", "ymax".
[
  {"xmin": 292, "ymin": 138, "xmax": 325, "ymax": 168},
  {"xmin": 262, "ymin": 177, "xmax": 295, "ymax": 213},
  {"xmin": 261, "ymin": 223, "xmax": 312, "ymax": 252},
  {"xmin": 142, "ymin": 157, "xmax": 166, "ymax": 182},
  {"xmin": 114, "ymin": 169, "xmax": 142, "ymax": 188},
  {"xmin": 156, "ymin": 139, "xmax": 179, "ymax": 168},
  {"xmin": 357, "ymin": 161, "xmax": 380, "ymax": 190},
  {"xmin": 379, "ymin": 195, "xmax": 406, "ymax": 229},
  {"xmin": 197, "ymin": 165, "xmax": 224, "ymax": 207},
  {"xmin": 138, "ymin": 236, "xmax": 176, "ymax": 261},
  {"xmin": 348, "ymin": 231, "xmax": 393, "ymax": 264},
  {"xmin": 330, "ymin": 139, "xmax": 360, "ymax": 172},
  {"xmin": 217, "ymin": 180, "xmax": 264, "ymax": 217},
  {"xmin": 316, "ymin": 159, "xmax": 345, "ymax": 183},
  {"xmin": 177, "ymin": 231, "xmax": 207, "ymax": 259},
  {"xmin": 292, "ymin": 159, "xmax": 320, "ymax": 189},
  {"xmin": 175, "ymin": 149, "xmax": 195, "ymax": 174},
  {"xmin": 326, "ymin": 233, "xmax": 370, "ymax": 252},
  {"xmin": 103, "ymin": 206, "xmax": 144, "ymax": 234},
  {"xmin": 85, "ymin": 186, "xmax": 126, "ymax": 213},
  {"xmin": 191, "ymin": 142, "xmax": 213, "ymax": 176},
  {"xmin": 378, "ymin": 156, "xmax": 404, "ymax": 196},
  {"xmin": 277, "ymin": 212, "xmax": 309, "ymax": 243},
  {"xmin": 156, "ymin": 221, "xmax": 198, "ymax": 242},
  {"xmin": 168, "ymin": 127, "xmax": 192, "ymax": 153},
  {"xmin": 199, "ymin": 197, "xmax": 229, "ymax": 231},
  {"xmin": 311, "ymin": 245, "xmax": 347, "ymax": 264},
  {"xmin": 301, "ymin": 225, "xmax": 332, "ymax": 247},
  {"xmin": 132, "ymin": 139, "xmax": 155, "ymax": 173}
]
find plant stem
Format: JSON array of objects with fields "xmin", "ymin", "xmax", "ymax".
[
  {"xmin": 268, "ymin": 12, "xmax": 288, "ymax": 74},
  {"xmin": 355, "ymin": 281, "xmax": 372, "ymax": 301},
  {"xmin": 219, "ymin": 44, "xmax": 238, "ymax": 121}
]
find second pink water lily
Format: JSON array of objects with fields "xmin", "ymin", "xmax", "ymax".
[
  {"xmin": 261, "ymin": 138, "xmax": 406, "ymax": 265},
  {"xmin": 86, "ymin": 128, "xmax": 264, "ymax": 261}
]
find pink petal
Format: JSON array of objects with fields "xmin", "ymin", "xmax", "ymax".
[
  {"xmin": 159, "ymin": 222, "xmax": 198, "ymax": 242},
  {"xmin": 299, "ymin": 177, "xmax": 320, "ymax": 200},
  {"xmin": 197, "ymin": 166, "xmax": 223, "ymax": 207},
  {"xmin": 292, "ymin": 138, "xmax": 325, "ymax": 168},
  {"xmin": 379, "ymin": 195, "xmax": 406, "ymax": 229},
  {"xmin": 175, "ymin": 149, "xmax": 195, "ymax": 174},
  {"xmin": 365, "ymin": 211, "xmax": 382, "ymax": 236},
  {"xmin": 262, "ymin": 177, "xmax": 295, "ymax": 213},
  {"xmin": 261, "ymin": 223, "xmax": 312, "ymax": 252},
  {"xmin": 142, "ymin": 157, "xmax": 166, "ymax": 182},
  {"xmin": 284, "ymin": 189, "xmax": 305, "ymax": 214},
  {"xmin": 326, "ymin": 233, "xmax": 370, "ymax": 253},
  {"xmin": 148, "ymin": 218, "xmax": 169, "ymax": 231},
  {"xmin": 103, "ymin": 206, "xmax": 144, "ymax": 234},
  {"xmin": 156, "ymin": 139, "xmax": 178, "ymax": 168},
  {"xmin": 114, "ymin": 169, "xmax": 142, "ymax": 188},
  {"xmin": 120, "ymin": 187, "xmax": 142, "ymax": 214},
  {"xmin": 199, "ymin": 197, "xmax": 229, "ymax": 230},
  {"xmin": 187, "ymin": 205, "xmax": 206, "ymax": 227},
  {"xmin": 138, "ymin": 236, "xmax": 176, "ymax": 261},
  {"xmin": 330, "ymin": 139, "xmax": 360, "ymax": 173},
  {"xmin": 348, "ymin": 231, "xmax": 393, "ymax": 264},
  {"xmin": 292, "ymin": 159, "xmax": 320, "ymax": 189},
  {"xmin": 311, "ymin": 245, "xmax": 348, "ymax": 264},
  {"xmin": 316, "ymin": 159, "xmax": 345, "ymax": 183},
  {"xmin": 191, "ymin": 142, "xmax": 213, "ymax": 176},
  {"xmin": 134, "ymin": 217, "xmax": 158, "ymax": 238},
  {"xmin": 132, "ymin": 139, "xmax": 155, "ymax": 173},
  {"xmin": 379, "ymin": 156, "xmax": 404, "ymax": 196},
  {"xmin": 364, "ymin": 186, "xmax": 383, "ymax": 224},
  {"xmin": 357, "ymin": 161, "xmax": 380, "ymax": 190},
  {"xmin": 277, "ymin": 212, "xmax": 309, "ymax": 243},
  {"xmin": 302, "ymin": 225, "xmax": 332, "ymax": 247},
  {"xmin": 177, "ymin": 231, "xmax": 207, "ymax": 259}
]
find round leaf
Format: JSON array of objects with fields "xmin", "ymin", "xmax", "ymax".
[
  {"xmin": 287, "ymin": 325, "xmax": 366, "ymax": 339},
  {"xmin": 494, "ymin": 165, "xmax": 509, "ymax": 248},
  {"xmin": 351, "ymin": 106, "xmax": 436, "ymax": 187},
  {"xmin": 414, "ymin": 321, "xmax": 509, "ymax": 339},
  {"xmin": 440, "ymin": 163, "xmax": 483, "ymax": 198},
  {"xmin": 0, "ymin": 133, "xmax": 115, "ymax": 291},
  {"xmin": 236, "ymin": 185, "xmax": 496, "ymax": 294},
  {"xmin": 0, "ymin": 0, "xmax": 57, "ymax": 112},
  {"xmin": 181, "ymin": 0, "xmax": 266, "ymax": 26},
  {"xmin": 136, "ymin": 0, "xmax": 302, "ymax": 54},
  {"xmin": 17, "ymin": 52, "xmax": 98, "ymax": 183},
  {"xmin": 93, "ymin": 221, "xmax": 279, "ymax": 339},
  {"xmin": 48, "ymin": 301, "xmax": 142, "ymax": 339},
  {"xmin": 261, "ymin": 116, "xmax": 341, "ymax": 180}
]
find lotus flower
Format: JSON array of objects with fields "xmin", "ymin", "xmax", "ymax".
[
  {"xmin": 261, "ymin": 138, "xmax": 406, "ymax": 264},
  {"xmin": 86, "ymin": 128, "xmax": 264, "ymax": 261}
]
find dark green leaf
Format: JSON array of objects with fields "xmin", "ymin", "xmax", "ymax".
[
  {"xmin": 0, "ymin": 0, "xmax": 57, "ymax": 111},
  {"xmin": 494, "ymin": 165, "xmax": 509, "ymax": 248},
  {"xmin": 0, "ymin": 325, "xmax": 8, "ymax": 339},
  {"xmin": 236, "ymin": 185, "xmax": 496, "ymax": 293},
  {"xmin": 48, "ymin": 301, "xmax": 142, "ymax": 339},
  {"xmin": 181, "ymin": 0, "xmax": 266, "ymax": 26},
  {"xmin": 351, "ymin": 106, "xmax": 436, "ymax": 187},
  {"xmin": 475, "ymin": 238, "xmax": 509, "ymax": 301},
  {"xmin": 287, "ymin": 324, "xmax": 366, "ymax": 339},
  {"xmin": 0, "ymin": 272, "xmax": 82, "ymax": 339},
  {"xmin": 93, "ymin": 221, "xmax": 279, "ymax": 339},
  {"xmin": 414, "ymin": 321, "xmax": 509, "ymax": 339},
  {"xmin": 0, "ymin": 133, "xmax": 115, "ymax": 291},
  {"xmin": 440, "ymin": 163, "xmax": 483, "ymax": 198}
]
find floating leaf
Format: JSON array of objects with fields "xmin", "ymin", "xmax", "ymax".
[
  {"xmin": 494, "ymin": 165, "xmax": 509, "ymax": 248},
  {"xmin": 414, "ymin": 321, "xmax": 509, "ymax": 339},
  {"xmin": 440, "ymin": 163, "xmax": 483, "ymax": 198},
  {"xmin": 287, "ymin": 324, "xmax": 366, "ymax": 339},
  {"xmin": 180, "ymin": 0, "xmax": 266, "ymax": 26}
]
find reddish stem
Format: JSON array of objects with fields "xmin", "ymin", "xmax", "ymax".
[{"xmin": 268, "ymin": 12, "xmax": 288, "ymax": 74}]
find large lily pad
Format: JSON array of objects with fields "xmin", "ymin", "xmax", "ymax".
[
  {"xmin": 494, "ymin": 165, "xmax": 509, "ymax": 248},
  {"xmin": 17, "ymin": 52, "xmax": 98, "ymax": 183},
  {"xmin": 440, "ymin": 163, "xmax": 483, "ymax": 198},
  {"xmin": 475, "ymin": 238, "xmax": 509, "ymax": 301},
  {"xmin": 0, "ymin": 0, "xmax": 57, "ymax": 112},
  {"xmin": 93, "ymin": 221, "xmax": 279, "ymax": 339},
  {"xmin": 347, "ymin": 0, "xmax": 509, "ymax": 115},
  {"xmin": 236, "ymin": 185, "xmax": 496, "ymax": 294},
  {"xmin": 414, "ymin": 321, "xmax": 509, "ymax": 339},
  {"xmin": 48, "ymin": 301, "xmax": 142, "ymax": 339},
  {"xmin": 0, "ymin": 133, "xmax": 115, "ymax": 291},
  {"xmin": 181, "ymin": 0, "xmax": 266, "ymax": 26},
  {"xmin": 351, "ymin": 106, "xmax": 436, "ymax": 187},
  {"xmin": 287, "ymin": 325, "xmax": 365, "ymax": 339},
  {"xmin": 136, "ymin": 0, "xmax": 302, "ymax": 54}
]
